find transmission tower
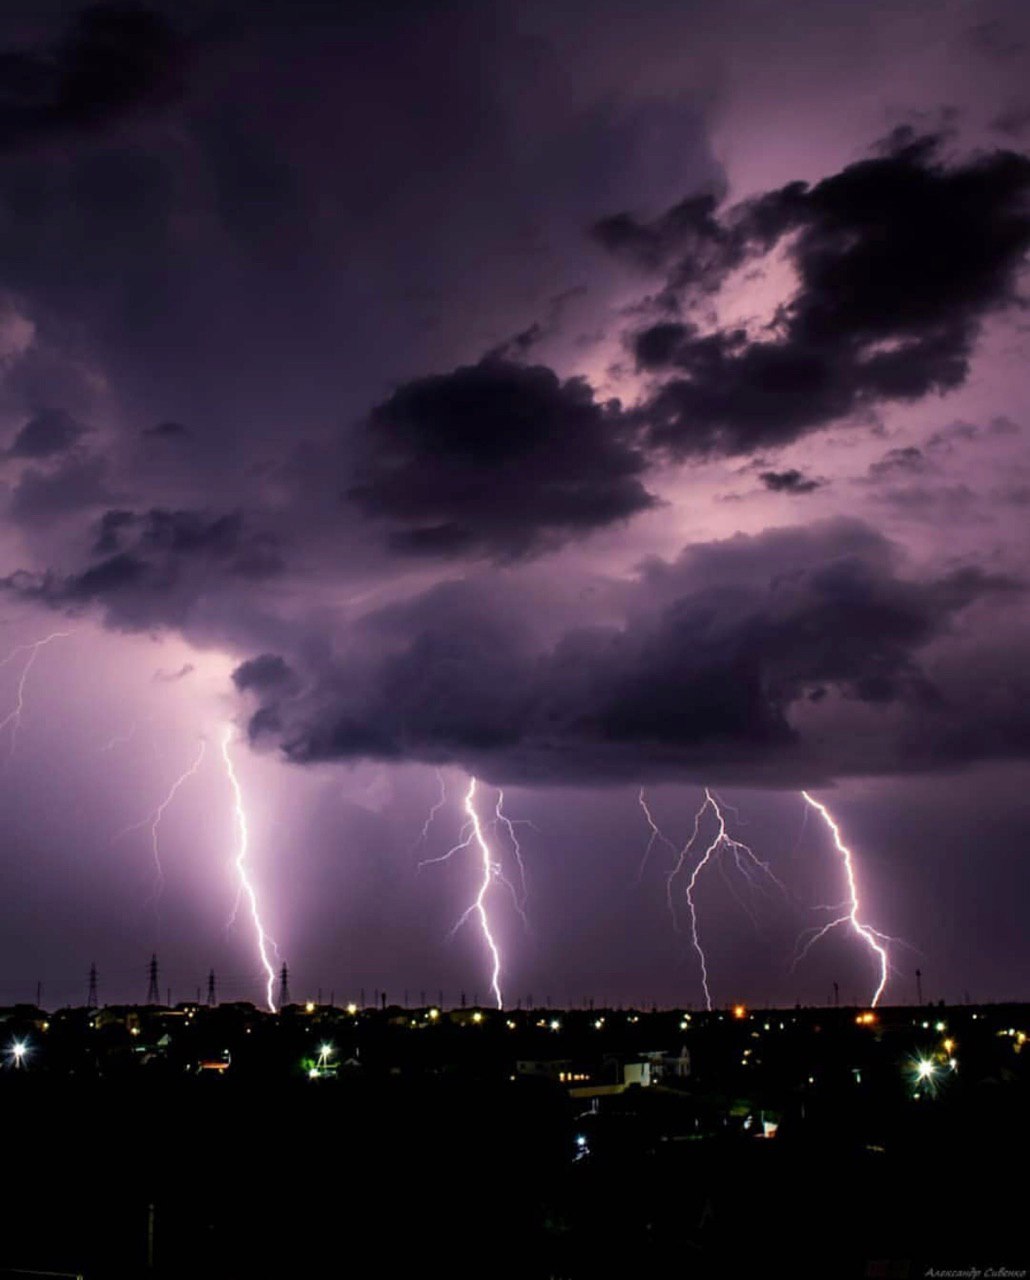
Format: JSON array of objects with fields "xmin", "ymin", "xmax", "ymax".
[
  {"xmin": 146, "ymin": 954, "xmax": 160, "ymax": 1005},
  {"xmin": 87, "ymin": 962, "xmax": 98, "ymax": 1010}
]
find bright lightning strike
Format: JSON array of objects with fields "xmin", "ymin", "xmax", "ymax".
[
  {"xmin": 0, "ymin": 631, "xmax": 74, "ymax": 758},
  {"xmin": 113, "ymin": 739, "xmax": 207, "ymax": 901},
  {"xmin": 419, "ymin": 776, "xmax": 535, "ymax": 1006},
  {"xmin": 796, "ymin": 791, "xmax": 891, "ymax": 1008},
  {"xmin": 651, "ymin": 788, "xmax": 782, "ymax": 1012},
  {"xmin": 457, "ymin": 778, "xmax": 504, "ymax": 1009},
  {"xmin": 220, "ymin": 725, "xmax": 278, "ymax": 1013},
  {"xmin": 427, "ymin": 777, "xmax": 505, "ymax": 1009}
]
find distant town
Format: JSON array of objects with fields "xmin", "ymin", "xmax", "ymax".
[{"xmin": 2, "ymin": 991, "xmax": 1028, "ymax": 1277}]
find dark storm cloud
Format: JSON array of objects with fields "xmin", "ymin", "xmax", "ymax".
[
  {"xmin": 759, "ymin": 469, "xmax": 822, "ymax": 494},
  {"xmin": 2, "ymin": 505, "xmax": 283, "ymax": 628},
  {"xmin": 8, "ymin": 454, "xmax": 116, "ymax": 524},
  {"xmin": 232, "ymin": 519, "xmax": 1023, "ymax": 785},
  {"xmin": 866, "ymin": 446, "xmax": 929, "ymax": 480},
  {"xmin": 232, "ymin": 653, "xmax": 296, "ymax": 694},
  {"xmin": 7, "ymin": 408, "xmax": 89, "ymax": 458},
  {"xmin": 0, "ymin": 3, "xmax": 183, "ymax": 152},
  {"xmin": 142, "ymin": 420, "xmax": 192, "ymax": 441},
  {"xmin": 603, "ymin": 133, "xmax": 1030, "ymax": 456},
  {"xmin": 594, "ymin": 188, "xmax": 793, "ymax": 295},
  {"xmin": 101, "ymin": 508, "xmax": 246, "ymax": 558},
  {"xmin": 349, "ymin": 358, "xmax": 657, "ymax": 560}
]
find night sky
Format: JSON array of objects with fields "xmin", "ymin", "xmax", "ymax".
[{"xmin": 0, "ymin": 0, "xmax": 1027, "ymax": 1011}]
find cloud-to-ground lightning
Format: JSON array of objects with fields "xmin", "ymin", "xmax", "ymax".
[
  {"xmin": 0, "ymin": 631, "xmax": 75, "ymax": 759},
  {"xmin": 642, "ymin": 787, "xmax": 783, "ymax": 1011},
  {"xmin": 795, "ymin": 791, "xmax": 891, "ymax": 1007},
  {"xmin": 220, "ymin": 725, "xmax": 278, "ymax": 1013},
  {"xmin": 420, "ymin": 776, "xmax": 533, "ymax": 1010},
  {"xmin": 113, "ymin": 739, "xmax": 207, "ymax": 902},
  {"xmin": 455, "ymin": 777, "xmax": 504, "ymax": 1008}
]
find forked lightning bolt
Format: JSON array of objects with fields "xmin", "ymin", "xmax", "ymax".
[
  {"xmin": 220, "ymin": 725, "xmax": 278, "ymax": 1012},
  {"xmin": 420, "ymin": 776, "xmax": 529, "ymax": 1010},
  {"xmin": 643, "ymin": 787, "xmax": 782, "ymax": 1011},
  {"xmin": 458, "ymin": 778, "xmax": 504, "ymax": 1008},
  {"xmin": 0, "ymin": 631, "xmax": 75, "ymax": 758},
  {"xmin": 113, "ymin": 739, "xmax": 207, "ymax": 901},
  {"xmin": 795, "ymin": 791, "xmax": 891, "ymax": 1007}
]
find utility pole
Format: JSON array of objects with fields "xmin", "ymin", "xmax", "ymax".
[
  {"xmin": 146, "ymin": 954, "xmax": 160, "ymax": 1005},
  {"xmin": 278, "ymin": 963, "xmax": 291, "ymax": 1008},
  {"xmin": 832, "ymin": 981, "xmax": 839, "ymax": 1008},
  {"xmin": 87, "ymin": 962, "xmax": 98, "ymax": 1010},
  {"xmin": 916, "ymin": 968, "xmax": 924, "ymax": 1006},
  {"xmin": 207, "ymin": 969, "xmax": 216, "ymax": 1007}
]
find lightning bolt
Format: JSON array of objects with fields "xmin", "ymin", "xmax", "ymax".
[
  {"xmin": 421, "ymin": 777, "xmax": 504, "ymax": 1008},
  {"xmin": 648, "ymin": 787, "xmax": 782, "ymax": 1011},
  {"xmin": 795, "ymin": 791, "xmax": 890, "ymax": 1008},
  {"xmin": 495, "ymin": 788, "xmax": 531, "ymax": 909},
  {"xmin": 113, "ymin": 739, "xmax": 207, "ymax": 901},
  {"xmin": 412, "ymin": 767, "xmax": 448, "ymax": 850},
  {"xmin": 637, "ymin": 788, "xmax": 679, "ymax": 881},
  {"xmin": 455, "ymin": 778, "xmax": 504, "ymax": 1009},
  {"xmin": 418, "ymin": 776, "xmax": 536, "ymax": 1007},
  {"xmin": 220, "ymin": 725, "xmax": 278, "ymax": 1013},
  {"xmin": 0, "ymin": 631, "xmax": 74, "ymax": 758}
]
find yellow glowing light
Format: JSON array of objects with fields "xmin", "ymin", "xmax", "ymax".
[
  {"xmin": 346, "ymin": 1003, "xmax": 358, "ymax": 1016},
  {"xmin": 305, "ymin": 1001, "xmax": 315, "ymax": 1014},
  {"xmin": 856, "ymin": 1011, "xmax": 877, "ymax": 1026},
  {"xmin": 428, "ymin": 1008, "xmax": 439, "ymax": 1020},
  {"xmin": 942, "ymin": 1038, "xmax": 955, "ymax": 1054},
  {"xmin": 733, "ymin": 1005, "xmax": 747, "ymax": 1020},
  {"xmin": 472, "ymin": 1010, "xmax": 483, "ymax": 1024}
]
